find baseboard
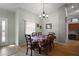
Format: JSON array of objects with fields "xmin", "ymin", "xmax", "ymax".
[
  {"xmin": 54, "ymin": 41, "xmax": 66, "ymax": 45},
  {"xmin": 0, "ymin": 43, "xmax": 16, "ymax": 47}
]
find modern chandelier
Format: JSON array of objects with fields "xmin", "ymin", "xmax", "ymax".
[{"xmin": 39, "ymin": 3, "xmax": 48, "ymax": 20}]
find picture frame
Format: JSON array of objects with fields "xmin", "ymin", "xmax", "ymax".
[
  {"xmin": 40, "ymin": 26, "xmax": 42, "ymax": 29},
  {"xmin": 37, "ymin": 24, "xmax": 39, "ymax": 27},
  {"xmin": 46, "ymin": 24, "xmax": 52, "ymax": 29}
]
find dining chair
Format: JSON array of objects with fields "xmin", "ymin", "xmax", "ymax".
[
  {"xmin": 47, "ymin": 34, "xmax": 55, "ymax": 49},
  {"xmin": 38, "ymin": 32, "xmax": 42, "ymax": 36},
  {"xmin": 25, "ymin": 34, "xmax": 40, "ymax": 56},
  {"xmin": 32, "ymin": 32, "xmax": 37, "ymax": 36},
  {"xmin": 38, "ymin": 39, "xmax": 49, "ymax": 55},
  {"xmin": 49, "ymin": 32, "xmax": 55, "ymax": 36},
  {"xmin": 25, "ymin": 34, "xmax": 33, "ymax": 56}
]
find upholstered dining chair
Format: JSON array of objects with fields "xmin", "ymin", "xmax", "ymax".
[
  {"xmin": 49, "ymin": 32, "xmax": 55, "ymax": 36},
  {"xmin": 38, "ymin": 32, "xmax": 42, "ymax": 36},
  {"xmin": 32, "ymin": 32, "xmax": 37, "ymax": 36},
  {"xmin": 47, "ymin": 34, "xmax": 55, "ymax": 49},
  {"xmin": 25, "ymin": 34, "xmax": 33, "ymax": 56},
  {"xmin": 25, "ymin": 34, "xmax": 40, "ymax": 56}
]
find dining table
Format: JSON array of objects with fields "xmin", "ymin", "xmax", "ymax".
[
  {"xmin": 31, "ymin": 35, "xmax": 47, "ymax": 54},
  {"xmin": 31, "ymin": 35, "xmax": 47, "ymax": 42}
]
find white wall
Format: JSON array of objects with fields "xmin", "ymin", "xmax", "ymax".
[
  {"xmin": 16, "ymin": 9, "xmax": 41, "ymax": 45},
  {"xmin": 42, "ymin": 12, "xmax": 59, "ymax": 40},
  {"xmin": 42, "ymin": 6, "xmax": 66, "ymax": 43},
  {"xmin": 57, "ymin": 7, "xmax": 66, "ymax": 43},
  {"xmin": 0, "ymin": 8, "xmax": 15, "ymax": 46}
]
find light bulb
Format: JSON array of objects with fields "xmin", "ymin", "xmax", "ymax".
[
  {"xmin": 71, "ymin": 6, "xmax": 74, "ymax": 8},
  {"xmin": 46, "ymin": 15, "xmax": 48, "ymax": 17},
  {"xmin": 43, "ymin": 14, "xmax": 45, "ymax": 16},
  {"xmin": 39, "ymin": 15, "xmax": 41, "ymax": 17}
]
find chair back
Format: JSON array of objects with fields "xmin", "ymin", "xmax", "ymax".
[
  {"xmin": 32, "ymin": 32, "xmax": 37, "ymax": 36},
  {"xmin": 24, "ymin": 34, "xmax": 33, "ymax": 56},
  {"xmin": 47, "ymin": 34, "xmax": 55, "ymax": 43},
  {"xmin": 38, "ymin": 32, "xmax": 42, "ymax": 36},
  {"xmin": 49, "ymin": 32, "xmax": 55, "ymax": 36},
  {"xmin": 25, "ymin": 34, "xmax": 32, "ymax": 46}
]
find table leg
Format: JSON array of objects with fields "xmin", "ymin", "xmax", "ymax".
[{"xmin": 39, "ymin": 47, "xmax": 41, "ymax": 54}]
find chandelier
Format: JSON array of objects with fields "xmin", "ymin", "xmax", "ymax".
[{"xmin": 39, "ymin": 3, "xmax": 48, "ymax": 20}]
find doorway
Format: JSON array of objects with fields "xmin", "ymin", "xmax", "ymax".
[
  {"xmin": 0, "ymin": 18, "xmax": 8, "ymax": 47},
  {"xmin": 24, "ymin": 21, "xmax": 36, "ymax": 35},
  {"xmin": 66, "ymin": 18, "xmax": 79, "ymax": 43}
]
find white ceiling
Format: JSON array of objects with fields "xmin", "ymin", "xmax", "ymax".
[
  {"xmin": 19, "ymin": 3, "xmax": 65, "ymax": 15},
  {"xmin": 0, "ymin": 3, "xmax": 65, "ymax": 15},
  {"xmin": 64, "ymin": 3, "xmax": 79, "ymax": 17},
  {"xmin": 1, "ymin": 3, "xmax": 79, "ymax": 18}
]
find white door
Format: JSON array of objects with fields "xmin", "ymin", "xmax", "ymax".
[{"xmin": 0, "ymin": 18, "xmax": 8, "ymax": 46}]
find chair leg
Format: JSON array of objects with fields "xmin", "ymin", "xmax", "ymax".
[
  {"xmin": 49, "ymin": 45, "xmax": 52, "ymax": 51},
  {"xmin": 31, "ymin": 48, "xmax": 32, "ymax": 56},
  {"xmin": 39, "ymin": 47, "xmax": 41, "ymax": 54},
  {"xmin": 45, "ymin": 50, "xmax": 48, "ymax": 55},
  {"xmin": 26, "ymin": 47, "xmax": 28, "ymax": 55},
  {"xmin": 42, "ymin": 45, "xmax": 47, "ymax": 55}
]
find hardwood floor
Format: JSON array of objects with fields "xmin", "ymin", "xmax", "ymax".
[
  {"xmin": 0, "ymin": 40, "xmax": 79, "ymax": 56},
  {"xmin": 47, "ymin": 40, "xmax": 79, "ymax": 56}
]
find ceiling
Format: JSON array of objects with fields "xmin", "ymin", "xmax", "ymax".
[
  {"xmin": 0, "ymin": 3, "xmax": 65, "ymax": 16},
  {"xmin": 65, "ymin": 3, "xmax": 79, "ymax": 16},
  {"xmin": 0, "ymin": 3, "xmax": 79, "ymax": 17}
]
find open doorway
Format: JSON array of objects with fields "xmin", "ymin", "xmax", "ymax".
[{"xmin": 66, "ymin": 18, "xmax": 79, "ymax": 42}]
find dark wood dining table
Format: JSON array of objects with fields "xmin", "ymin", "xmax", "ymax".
[
  {"xmin": 31, "ymin": 35, "xmax": 47, "ymax": 54},
  {"xmin": 31, "ymin": 35, "xmax": 47, "ymax": 43}
]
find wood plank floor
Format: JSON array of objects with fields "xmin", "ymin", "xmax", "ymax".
[
  {"xmin": 47, "ymin": 40, "xmax": 79, "ymax": 56},
  {"xmin": 0, "ymin": 40, "xmax": 79, "ymax": 56}
]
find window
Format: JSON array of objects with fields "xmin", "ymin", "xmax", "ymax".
[
  {"xmin": 2, "ymin": 20, "xmax": 6, "ymax": 42},
  {"xmin": 72, "ymin": 18, "xmax": 79, "ymax": 22},
  {"xmin": 25, "ymin": 22, "xmax": 36, "ymax": 34}
]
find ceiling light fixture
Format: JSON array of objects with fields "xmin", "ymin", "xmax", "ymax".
[
  {"xmin": 71, "ymin": 6, "xmax": 74, "ymax": 8},
  {"xmin": 39, "ymin": 3, "xmax": 48, "ymax": 20}
]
